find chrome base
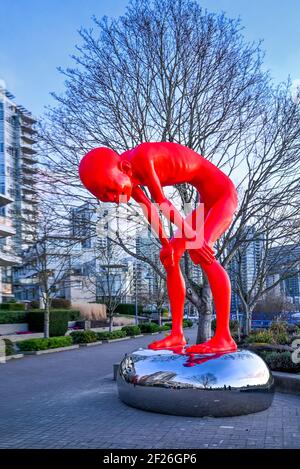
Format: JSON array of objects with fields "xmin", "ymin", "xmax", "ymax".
[{"xmin": 117, "ymin": 348, "xmax": 274, "ymax": 417}]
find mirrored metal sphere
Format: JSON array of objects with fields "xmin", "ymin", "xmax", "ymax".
[{"xmin": 117, "ymin": 348, "xmax": 274, "ymax": 417}]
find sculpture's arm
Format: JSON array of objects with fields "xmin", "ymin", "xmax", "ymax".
[
  {"xmin": 131, "ymin": 186, "xmax": 169, "ymax": 247},
  {"xmin": 146, "ymin": 161, "xmax": 196, "ymax": 241}
]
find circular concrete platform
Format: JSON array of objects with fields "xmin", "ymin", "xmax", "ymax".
[{"xmin": 117, "ymin": 348, "xmax": 275, "ymax": 417}]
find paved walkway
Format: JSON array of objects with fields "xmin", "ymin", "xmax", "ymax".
[{"xmin": 0, "ymin": 328, "xmax": 300, "ymax": 449}]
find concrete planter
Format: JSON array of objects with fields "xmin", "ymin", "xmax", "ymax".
[
  {"xmin": 5, "ymin": 354, "xmax": 24, "ymax": 361},
  {"xmin": 22, "ymin": 345, "xmax": 79, "ymax": 355},
  {"xmin": 272, "ymin": 371, "xmax": 300, "ymax": 395},
  {"xmin": 132, "ymin": 334, "xmax": 144, "ymax": 338},
  {"xmin": 79, "ymin": 341, "xmax": 103, "ymax": 347}
]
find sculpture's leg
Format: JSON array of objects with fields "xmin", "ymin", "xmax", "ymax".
[
  {"xmin": 183, "ymin": 201, "xmax": 237, "ymax": 354},
  {"xmin": 186, "ymin": 259, "xmax": 237, "ymax": 354},
  {"xmin": 148, "ymin": 245, "xmax": 186, "ymax": 350}
]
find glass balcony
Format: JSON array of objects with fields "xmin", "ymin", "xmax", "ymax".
[
  {"xmin": 0, "ymin": 250, "xmax": 21, "ymax": 266},
  {"xmin": 21, "ymin": 142, "xmax": 36, "ymax": 154},
  {"xmin": 22, "ymin": 174, "xmax": 36, "ymax": 185},
  {"xmin": 20, "ymin": 113, "xmax": 36, "ymax": 124},
  {"xmin": 22, "ymin": 186, "xmax": 37, "ymax": 194},
  {"xmin": 22, "ymin": 154, "xmax": 37, "ymax": 164},
  {"xmin": 22, "ymin": 162, "xmax": 36, "ymax": 174},
  {"xmin": 21, "ymin": 133, "xmax": 37, "ymax": 145},
  {"xmin": 0, "ymin": 193, "xmax": 14, "ymax": 207},
  {"xmin": 0, "ymin": 216, "xmax": 15, "ymax": 237},
  {"xmin": 21, "ymin": 123, "xmax": 36, "ymax": 135}
]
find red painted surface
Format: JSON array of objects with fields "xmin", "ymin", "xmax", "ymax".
[{"xmin": 79, "ymin": 142, "xmax": 238, "ymax": 353}]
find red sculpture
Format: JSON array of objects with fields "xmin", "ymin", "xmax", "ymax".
[{"xmin": 79, "ymin": 142, "xmax": 238, "ymax": 353}]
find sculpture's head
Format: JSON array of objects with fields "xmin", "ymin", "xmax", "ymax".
[{"xmin": 79, "ymin": 147, "xmax": 133, "ymax": 203}]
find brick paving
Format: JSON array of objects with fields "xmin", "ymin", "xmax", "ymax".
[{"xmin": 0, "ymin": 328, "xmax": 300, "ymax": 449}]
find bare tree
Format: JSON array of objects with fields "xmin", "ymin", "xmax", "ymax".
[
  {"xmin": 82, "ymin": 238, "xmax": 134, "ymax": 331},
  {"xmin": 15, "ymin": 203, "xmax": 81, "ymax": 338},
  {"xmin": 40, "ymin": 0, "xmax": 300, "ymax": 340},
  {"xmin": 254, "ymin": 294, "xmax": 295, "ymax": 315}
]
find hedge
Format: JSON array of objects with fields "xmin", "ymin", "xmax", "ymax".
[
  {"xmin": 51, "ymin": 298, "xmax": 71, "ymax": 309},
  {"xmin": 0, "ymin": 303, "xmax": 25, "ymax": 311},
  {"xmin": 121, "ymin": 325, "xmax": 141, "ymax": 336},
  {"xmin": 0, "ymin": 311, "xmax": 27, "ymax": 324},
  {"xmin": 183, "ymin": 319, "xmax": 193, "ymax": 328},
  {"xmin": 140, "ymin": 322, "xmax": 161, "ymax": 333},
  {"xmin": 26, "ymin": 309, "xmax": 81, "ymax": 337},
  {"xmin": 259, "ymin": 350, "xmax": 300, "ymax": 373},
  {"xmin": 115, "ymin": 303, "xmax": 143, "ymax": 316},
  {"xmin": 70, "ymin": 330, "xmax": 98, "ymax": 344},
  {"xmin": 17, "ymin": 336, "xmax": 73, "ymax": 352},
  {"xmin": 96, "ymin": 330, "xmax": 127, "ymax": 340}
]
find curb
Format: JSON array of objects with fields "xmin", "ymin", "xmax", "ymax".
[
  {"xmin": 272, "ymin": 371, "xmax": 300, "ymax": 395},
  {"xmin": 22, "ymin": 345, "xmax": 79, "ymax": 355},
  {"xmin": 79, "ymin": 341, "xmax": 103, "ymax": 347},
  {"xmin": 103, "ymin": 337, "xmax": 131, "ymax": 343}
]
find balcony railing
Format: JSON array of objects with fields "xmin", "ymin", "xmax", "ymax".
[
  {"xmin": 21, "ymin": 123, "xmax": 37, "ymax": 135},
  {"xmin": 0, "ymin": 216, "xmax": 13, "ymax": 227},
  {"xmin": 22, "ymin": 154, "xmax": 37, "ymax": 164},
  {"xmin": 22, "ymin": 163, "xmax": 36, "ymax": 174},
  {"xmin": 0, "ymin": 250, "xmax": 22, "ymax": 267},
  {"xmin": 22, "ymin": 175, "xmax": 36, "ymax": 185},
  {"xmin": 0, "ymin": 193, "xmax": 14, "ymax": 207},
  {"xmin": 21, "ymin": 143, "xmax": 36, "ymax": 155},
  {"xmin": 21, "ymin": 133, "xmax": 37, "ymax": 145},
  {"xmin": 22, "ymin": 186, "xmax": 37, "ymax": 194}
]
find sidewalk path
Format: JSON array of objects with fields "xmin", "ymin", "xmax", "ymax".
[{"xmin": 0, "ymin": 328, "xmax": 299, "ymax": 449}]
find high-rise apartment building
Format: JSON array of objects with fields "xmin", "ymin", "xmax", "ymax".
[{"xmin": 0, "ymin": 82, "xmax": 38, "ymax": 301}]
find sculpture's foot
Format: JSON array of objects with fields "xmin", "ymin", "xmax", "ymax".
[
  {"xmin": 186, "ymin": 336, "xmax": 237, "ymax": 354},
  {"xmin": 148, "ymin": 334, "xmax": 186, "ymax": 350}
]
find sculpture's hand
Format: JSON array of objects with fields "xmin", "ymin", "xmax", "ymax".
[
  {"xmin": 160, "ymin": 244, "xmax": 175, "ymax": 269},
  {"xmin": 189, "ymin": 241, "xmax": 215, "ymax": 265},
  {"xmin": 160, "ymin": 237, "xmax": 187, "ymax": 270}
]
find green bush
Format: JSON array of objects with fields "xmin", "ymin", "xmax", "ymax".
[
  {"xmin": 211, "ymin": 319, "xmax": 239, "ymax": 333},
  {"xmin": 246, "ymin": 323, "xmax": 289, "ymax": 345},
  {"xmin": 115, "ymin": 303, "xmax": 143, "ymax": 316},
  {"xmin": 0, "ymin": 303, "xmax": 25, "ymax": 311},
  {"xmin": 259, "ymin": 351, "xmax": 300, "ymax": 373},
  {"xmin": 270, "ymin": 321, "xmax": 289, "ymax": 345},
  {"xmin": 246, "ymin": 330, "xmax": 275, "ymax": 344},
  {"xmin": 96, "ymin": 330, "xmax": 127, "ymax": 340},
  {"xmin": 140, "ymin": 322, "xmax": 161, "ymax": 333},
  {"xmin": 158, "ymin": 308, "xmax": 169, "ymax": 318},
  {"xmin": 183, "ymin": 319, "xmax": 193, "ymax": 328},
  {"xmin": 70, "ymin": 330, "xmax": 98, "ymax": 344},
  {"xmin": 17, "ymin": 336, "xmax": 72, "ymax": 352},
  {"xmin": 51, "ymin": 298, "xmax": 71, "ymax": 309},
  {"xmin": 0, "ymin": 311, "xmax": 27, "ymax": 324},
  {"xmin": 4, "ymin": 338, "xmax": 15, "ymax": 356},
  {"xmin": 26, "ymin": 309, "xmax": 81, "ymax": 337},
  {"xmin": 47, "ymin": 336, "xmax": 73, "ymax": 349},
  {"xmin": 287, "ymin": 324, "xmax": 299, "ymax": 334},
  {"xmin": 160, "ymin": 323, "xmax": 172, "ymax": 331},
  {"xmin": 121, "ymin": 325, "xmax": 141, "ymax": 336},
  {"xmin": 28, "ymin": 300, "xmax": 39, "ymax": 309}
]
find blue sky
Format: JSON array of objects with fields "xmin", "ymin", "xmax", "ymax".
[{"xmin": 0, "ymin": 0, "xmax": 299, "ymax": 117}]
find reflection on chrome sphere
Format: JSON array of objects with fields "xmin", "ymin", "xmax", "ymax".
[{"xmin": 117, "ymin": 348, "xmax": 274, "ymax": 417}]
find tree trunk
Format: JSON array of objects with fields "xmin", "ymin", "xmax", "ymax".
[
  {"xmin": 108, "ymin": 314, "xmax": 113, "ymax": 332},
  {"xmin": 44, "ymin": 301, "xmax": 50, "ymax": 339},
  {"xmin": 196, "ymin": 274, "xmax": 213, "ymax": 344},
  {"xmin": 243, "ymin": 306, "xmax": 253, "ymax": 336}
]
